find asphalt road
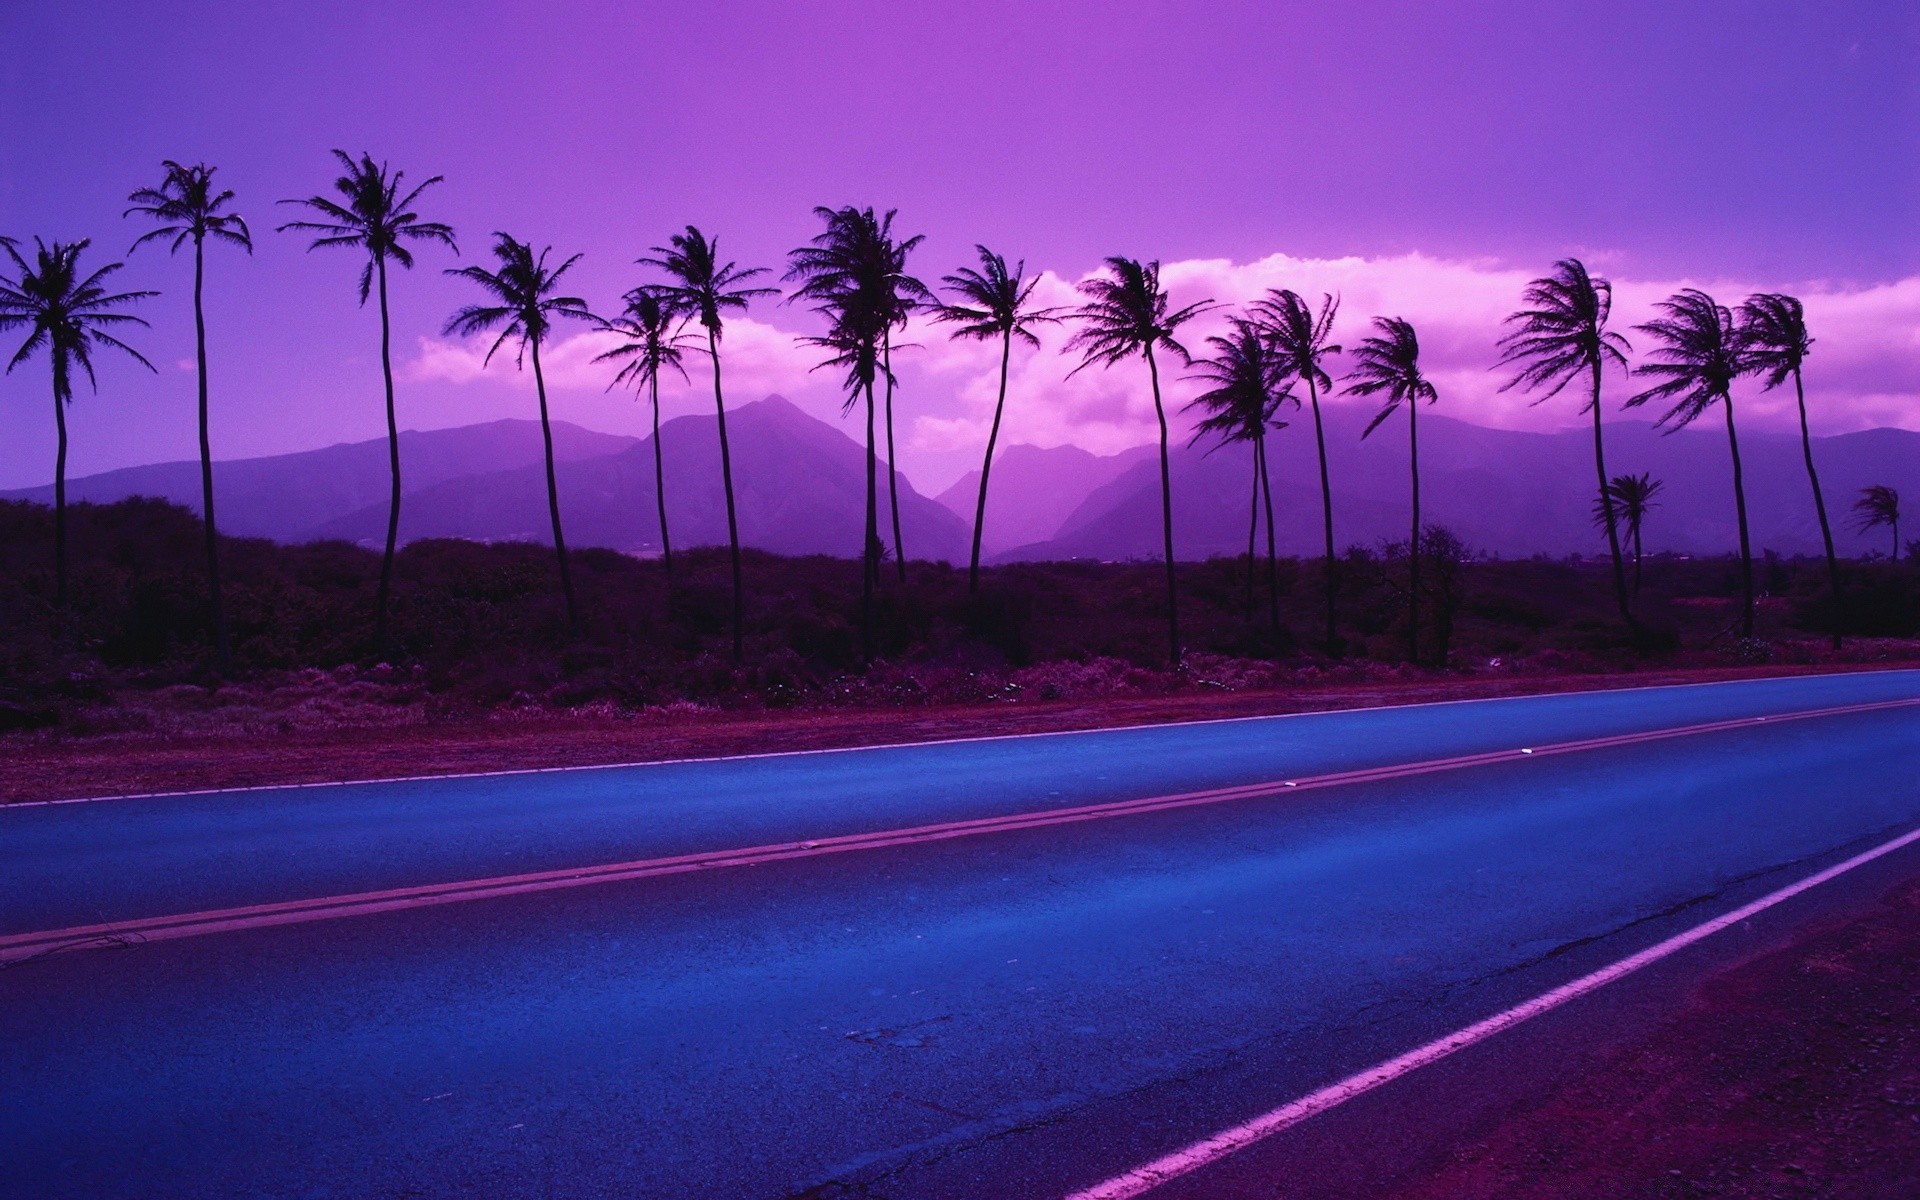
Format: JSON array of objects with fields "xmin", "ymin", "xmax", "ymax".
[{"xmin": 3, "ymin": 670, "xmax": 1918, "ymax": 1199}]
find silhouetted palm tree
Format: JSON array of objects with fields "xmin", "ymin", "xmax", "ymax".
[
  {"xmin": 1853, "ymin": 485, "xmax": 1901, "ymax": 562},
  {"xmin": 1067, "ymin": 257, "xmax": 1212, "ymax": 668},
  {"xmin": 1495, "ymin": 259, "xmax": 1635, "ymax": 631},
  {"xmin": 1629, "ymin": 289, "xmax": 1756, "ymax": 638},
  {"xmin": 1347, "ymin": 316, "xmax": 1439, "ymax": 664},
  {"xmin": 444, "ymin": 234, "xmax": 596, "ymax": 628},
  {"xmin": 595, "ymin": 288, "xmax": 694, "ymax": 576},
  {"xmin": 1185, "ymin": 316, "xmax": 1294, "ymax": 637},
  {"xmin": 1739, "ymin": 293, "xmax": 1841, "ymax": 645},
  {"xmin": 278, "ymin": 151, "xmax": 454, "ymax": 650},
  {"xmin": 1594, "ymin": 472, "xmax": 1662, "ymax": 594},
  {"xmin": 1253, "ymin": 289, "xmax": 1341, "ymax": 650},
  {"xmin": 875, "ymin": 217, "xmax": 930, "ymax": 581},
  {"xmin": 787, "ymin": 206, "xmax": 900, "ymax": 658},
  {"xmin": 641, "ymin": 226, "xmax": 775, "ymax": 663},
  {"xmin": 126, "ymin": 160, "xmax": 252, "ymax": 674},
  {"xmin": 931, "ymin": 246, "xmax": 1065, "ymax": 593},
  {"xmin": 0, "ymin": 238, "xmax": 156, "ymax": 607}
]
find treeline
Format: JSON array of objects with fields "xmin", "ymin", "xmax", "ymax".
[{"xmin": 2, "ymin": 157, "xmax": 1905, "ymax": 677}]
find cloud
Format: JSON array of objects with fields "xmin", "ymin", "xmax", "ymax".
[{"xmin": 406, "ymin": 253, "xmax": 1920, "ymax": 467}]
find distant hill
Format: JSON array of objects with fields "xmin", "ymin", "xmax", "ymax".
[
  {"xmin": 934, "ymin": 442, "xmax": 1156, "ymax": 557},
  {"xmin": 307, "ymin": 395, "xmax": 973, "ymax": 562},
  {"xmin": 0, "ymin": 420, "xmax": 637, "ymax": 542},
  {"xmin": 1004, "ymin": 408, "xmax": 1920, "ymax": 561}
]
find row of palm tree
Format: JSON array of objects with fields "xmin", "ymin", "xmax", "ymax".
[{"xmin": 0, "ymin": 159, "xmax": 1892, "ymax": 676}]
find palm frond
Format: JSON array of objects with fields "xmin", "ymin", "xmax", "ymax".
[
  {"xmin": 1494, "ymin": 258, "xmax": 1630, "ymax": 409},
  {"xmin": 931, "ymin": 245, "xmax": 1065, "ymax": 347},
  {"xmin": 1735, "ymin": 292, "xmax": 1812, "ymax": 391},
  {"xmin": 1065, "ymin": 256, "xmax": 1213, "ymax": 375},
  {"xmin": 1346, "ymin": 316, "xmax": 1436, "ymax": 437},
  {"xmin": 278, "ymin": 150, "xmax": 454, "ymax": 303},
  {"xmin": 1250, "ymin": 288, "xmax": 1341, "ymax": 396},
  {"xmin": 0, "ymin": 237, "xmax": 157, "ymax": 398},
  {"xmin": 1627, "ymin": 289, "xmax": 1741, "ymax": 431},
  {"xmin": 442, "ymin": 232, "xmax": 596, "ymax": 368}
]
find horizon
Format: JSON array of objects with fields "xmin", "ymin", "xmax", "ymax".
[{"xmin": 2, "ymin": 2, "xmax": 1916, "ymax": 491}]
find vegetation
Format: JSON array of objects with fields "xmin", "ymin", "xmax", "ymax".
[
  {"xmin": 1597, "ymin": 473, "xmax": 1663, "ymax": 595},
  {"xmin": 1346, "ymin": 315, "xmax": 1439, "ymax": 663},
  {"xmin": 1253, "ymin": 289, "xmax": 1343, "ymax": 650},
  {"xmin": 125, "ymin": 160, "xmax": 252, "ymax": 674},
  {"xmin": 276, "ymin": 151, "xmax": 455, "ymax": 650},
  {"xmin": 594, "ymin": 289, "xmax": 694, "ymax": 576},
  {"xmin": 1854, "ymin": 486, "xmax": 1901, "ymax": 563}
]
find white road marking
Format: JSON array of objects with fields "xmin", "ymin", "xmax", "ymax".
[{"xmin": 1065, "ymin": 822, "xmax": 1920, "ymax": 1200}]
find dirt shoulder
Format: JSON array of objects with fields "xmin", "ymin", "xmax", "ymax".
[
  {"xmin": 1392, "ymin": 879, "xmax": 1920, "ymax": 1200},
  {"xmin": 5, "ymin": 661, "xmax": 1907, "ymax": 805}
]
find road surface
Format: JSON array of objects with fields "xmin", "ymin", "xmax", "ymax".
[{"xmin": 3, "ymin": 670, "xmax": 1918, "ymax": 1198}]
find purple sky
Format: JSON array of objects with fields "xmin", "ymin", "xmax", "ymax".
[{"xmin": 2, "ymin": 1, "xmax": 1916, "ymax": 490}]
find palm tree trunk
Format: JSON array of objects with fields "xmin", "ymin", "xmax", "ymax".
[
  {"xmin": 51, "ymin": 353, "xmax": 68, "ymax": 610},
  {"xmin": 1788, "ymin": 368, "xmax": 1841, "ymax": 645},
  {"xmin": 707, "ymin": 326, "xmax": 744, "ymax": 663},
  {"xmin": 1258, "ymin": 429, "xmax": 1280, "ymax": 638},
  {"xmin": 1245, "ymin": 445, "xmax": 1258, "ymax": 621},
  {"xmin": 1589, "ymin": 359, "xmax": 1634, "ymax": 631},
  {"xmin": 650, "ymin": 369, "xmax": 672, "ymax": 577},
  {"xmin": 1145, "ymin": 344, "xmax": 1180, "ymax": 669},
  {"xmin": 529, "ymin": 337, "xmax": 579, "ymax": 631},
  {"xmin": 883, "ymin": 330, "xmax": 905, "ymax": 583},
  {"xmin": 192, "ymin": 238, "xmax": 231, "ymax": 676},
  {"xmin": 373, "ymin": 256, "xmax": 403, "ymax": 654},
  {"xmin": 1722, "ymin": 393, "xmax": 1755, "ymax": 639},
  {"xmin": 862, "ymin": 374, "xmax": 879, "ymax": 664},
  {"xmin": 1408, "ymin": 397, "xmax": 1422, "ymax": 665},
  {"xmin": 1633, "ymin": 523, "xmax": 1644, "ymax": 595},
  {"xmin": 968, "ymin": 332, "xmax": 1012, "ymax": 594},
  {"xmin": 1306, "ymin": 375, "xmax": 1337, "ymax": 652}
]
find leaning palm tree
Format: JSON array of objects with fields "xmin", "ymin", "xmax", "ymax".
[
  {"xmin": 444, "ymin": 233, "xmax": 596, "ymax": 628},
  {"xmin": 641, "ymin": 226, "xmax": 775, "ymax": 663},
  {"xmin": 1495, "ymin": 259, "xmax": 1635, "ymax": 630},
  {"xmin": 1347, "ymin": 316, "xmax": 1439, "ymax": 664},
  {"xmin": 1594, "ymin": 472, "xmax": 1663, "ymax": 595},
  {"xmin": 278, "ymin": 150, "xmax": 454, "ymax": 650},
  {"xmin": 1739, "ymin": 293, "xmax": 1842, "ymax": 645},
  {"xmin": 1066, "ymin": 257, "xmax": 1212, "ymax": 668},
  {"xmin": 126, "ymin": 160, "xmax": 252, "ymax": 674},
  {"xmin": 1252, "ymin": 289, "xmax": 1342, "ymax": 650},
  {"xmin": 931, "ymin": 246, "xmax": 1065, "ymax": 593},
  {"xmin": 0, "ymin": 238, "xmax": 156, "ymax": 607},
  {"xmin": 594, "ymin": 288, "xmax": 694, "ymax": 576},
  {"xmin": 1629, "ymin": 289, "xmax": 1757, "ymax": 638},
  {"xmin": 1184, "ymin": 316, "xmax": 1294, "ymax": 637},
  {"xmin": 1853, "ymin": 485, "xmax": 1901, "ymax": 562}
]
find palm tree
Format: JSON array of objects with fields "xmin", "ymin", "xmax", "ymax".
[
  {"xmin": 1629, "ymin": 289, "xmax": 1757, "ymax": 638},
  {"xmin": 1739, "ymin": 293, "xmax": 1842, "ymax": 646},
  {"xmin": 1347, "ymin": 316, "xmax": 1439, "ymax": 664},
  {"xmin": 1185, "ymin": 316, "xmax": 1294, "ymax": 637},
  {"xmin": 444, "ymin": 233, "xmax": 596, "ymax": 628},
  {"xmin": 1495, "ymin": 259, "xmax": 1635, "ymax": 631},
  {"xmin": 641, "ymin": 226, "xmax": 775, "ymax": 664},
  {"xmin": 875, "ymin": 217, "xmax": 930, "ymax": 581},
  {"xmin": 0, "ymin": 238, "xmax": 156, "ymax": 607},
  {"xmin": 1252, "ymin": 289, "xmax": 1342, "ymax": 650},
  {"xmin": 786, "ymin": 206, "xmax": 898, "ymax": 658},
  {"xmin": 931, "ymin": 246, "xmax": 1065, "ymax": 593},
  {"xmin": 1853, "ymin": 485, "xmax": 1901, "ymax": 562},
  {"xmin": 1594, "ymin": 473, "xmax": 1663, "ymax": 594},
  {"xmin": 125, "ymin": 160, "xmax": 251, "ymax": 675},
  {"xmin": 278, "ymin": 151, "xmax": 454, "ymax": 650},
  {"xmin": 594, "ymin": 287, "xmax": 694, "ymax": 576},
  {"xmin": 1066, "ymin": 257, "xmax": 1212, "ymax": 668}
]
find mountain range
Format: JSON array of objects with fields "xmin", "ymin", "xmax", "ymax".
[{"xmin": 7, "ymin": 395, "xmax": 1915, "ymax": 562}]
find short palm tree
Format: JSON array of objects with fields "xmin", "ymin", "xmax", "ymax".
[
  {"xmin": 126, "ymin": 160, "xmax": 252, "ymax": 674},
  {"xmin": 444, "ymin": 233, "xmax": 596, "ymax": 629},
  {"xmin": 1853, "ymin": 485, "xmax": 1901, "ymax": 562},
  {"xmin": 0, "ymin": 238, "xmax": 156, "ymax": 607},
  {"xmin": 278, "ymin": 151, "xmax": 454, "ymax": 650},
  {"xmin": 1347, "ymin": 316, "xmax": 1439, "ymax": 664},
  {"xmin": 1067, "ymin": 257, "xmax": 1212, "ymax": 668},
  {"xmin": 1594, "ymin": 472, "xmax": 1663, "ymax": 594},
  {"xmin": 1495, "ymin": 259, "xmax": 1635, "ymax": 631},
  {"xmin": 931, "ymin": 246, "xmax": 1065, "ymax": 593},
  {"xmin": 1185, "ymin": 316, "xmax": 1293, "ymax": 637},
  {"xmin": 595, "ymin": 288, "xmax": 694, "ymax": 576},
  {"xmin": 1629, "ymin": 289, "xmax": 1757, "ymax": 638},
  {"xmin": 1252, "ymin": 289, "xmax": 1342, "ymax": 650},
  {"xmin": 1739, "ymin": 293, "xmax": 1842, "ymax": 645},
  {"xmin": 641, "ymin": 226, "xmax": 775, "ymax": 663}
]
